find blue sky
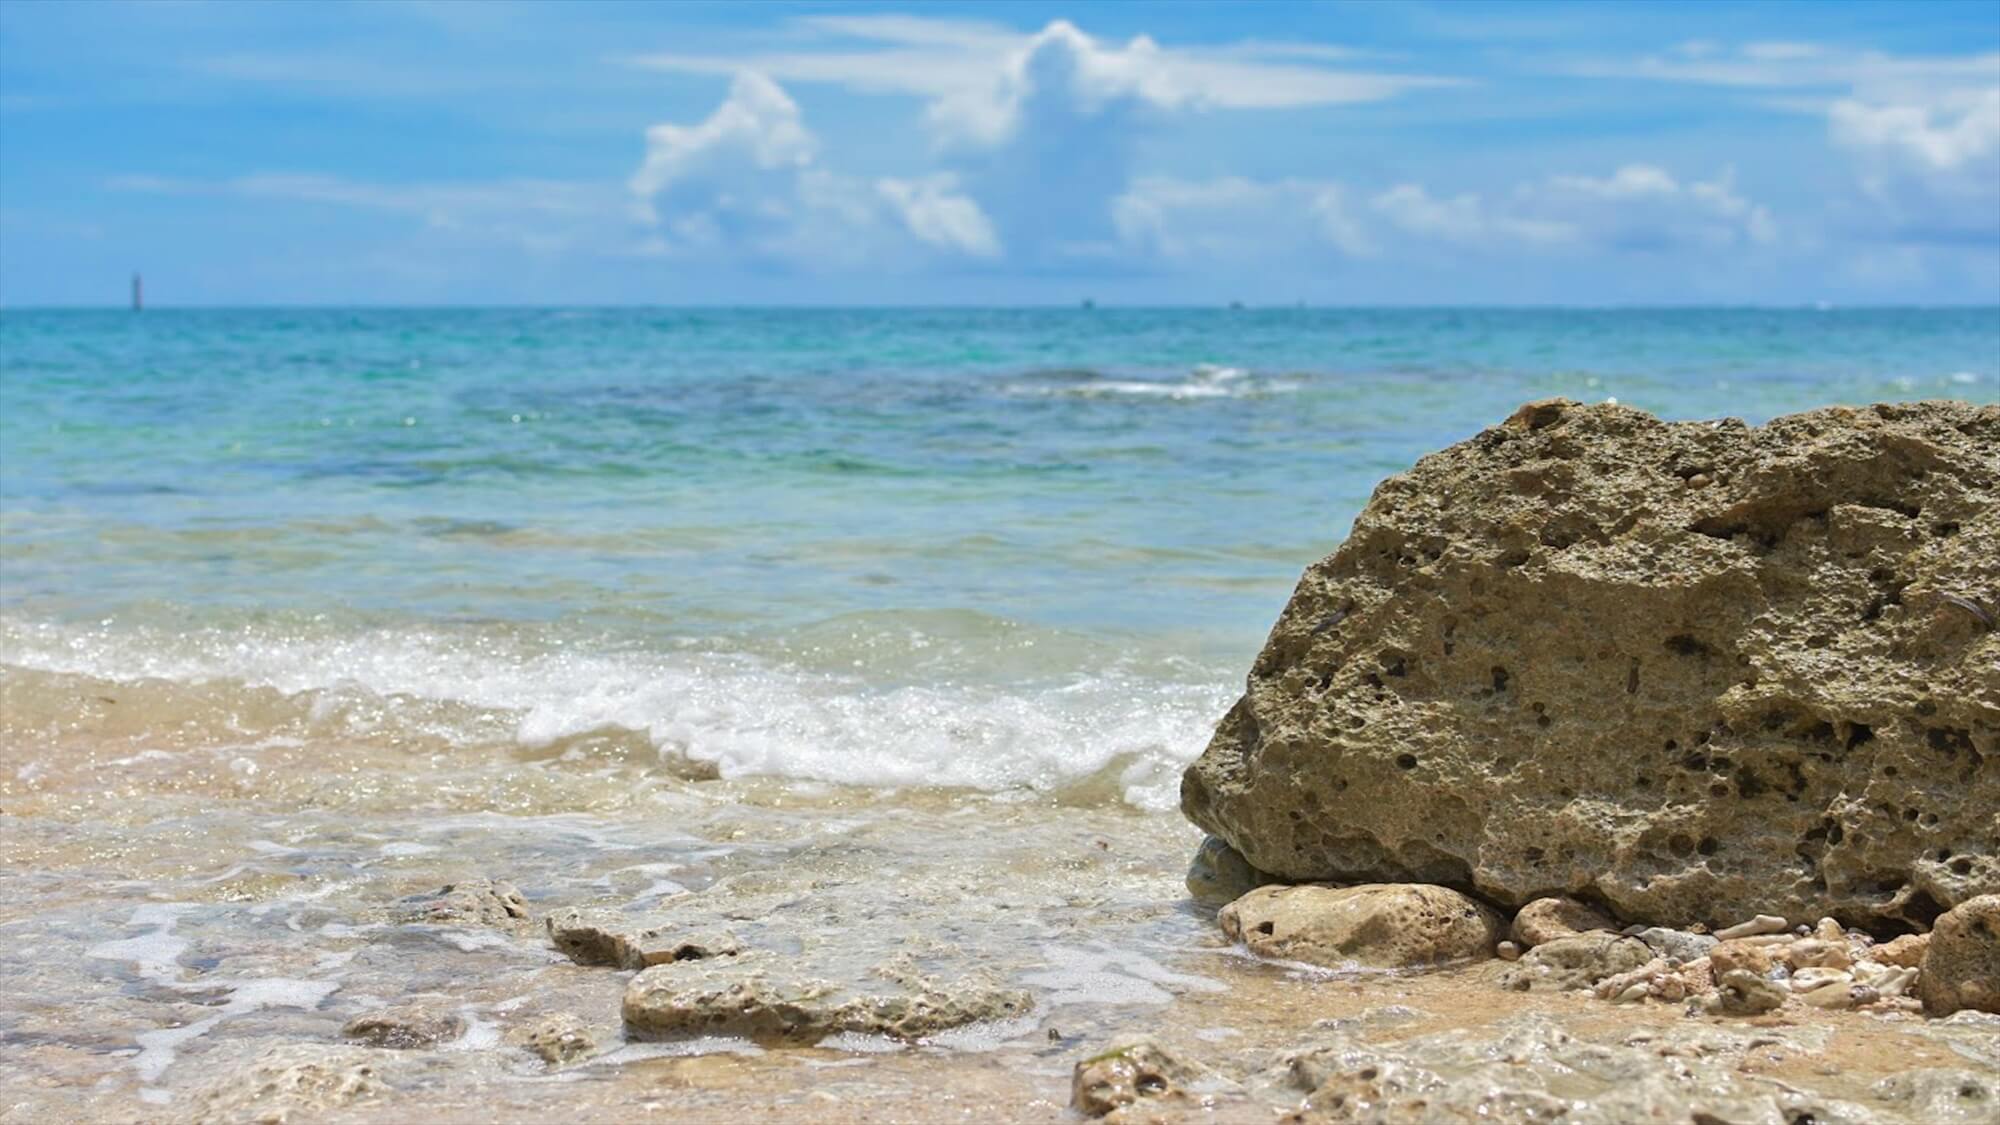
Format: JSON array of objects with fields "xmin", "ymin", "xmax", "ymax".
[{"xmin": 2, "ymin": 0, "xmax": 1996, "ymax": 306}]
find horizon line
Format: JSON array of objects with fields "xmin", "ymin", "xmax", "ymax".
[{"xmin": 5, "ymin": 301, "xmax": 1999, "ymax": 313}]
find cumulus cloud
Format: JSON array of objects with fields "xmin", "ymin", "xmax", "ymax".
[
  {"xmin": 1567, "ymin": 40, "xmax": 2000, "ymax": 245},
  {"xmin": 626, "ymin": 17, "xmax": 1455, "ymax": 268},
  {"xmin": 628, "ymin": 71, "xmax": 815, "ymax": 223},
  {"xmin": 877, "ymin": 174, "xmax": 1000, "ymax": 258},
  {"xmin": 624, "ymin": 72, "xmax": 1000, "ymax": 266},
  {"xmin": 627, "ymin": 15, "xmax": 1456, "ymax": 137}
]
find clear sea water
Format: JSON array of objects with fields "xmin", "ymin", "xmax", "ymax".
[{"xmin": 4, "ymin": 307, "xmax": 1996, "ymax": 805}]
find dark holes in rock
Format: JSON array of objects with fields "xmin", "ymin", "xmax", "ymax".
[
  {"xmin": 1255, "ymin": 921, "xmax": 1275, "ymax": 936},
  {"xmin": 1491, "ymin": 666, "xmax": 1511, "ymax": 693},
  {"xmin": 1395, "ymin": 753, "xmax": 1419, "ymax": 770},
  {"xmin": 1664, "ymin": 634, "xmax": 1711, "ymax": 658}
]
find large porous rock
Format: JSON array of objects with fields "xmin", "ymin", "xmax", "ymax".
[
  {"xmin": 622, "ymin": 949, "xmax": 1031, "ymax": 1045},
  {"xmin": 1219, "ymin": 883, "xmax": 1501, "ymax": 968},
  {"xmin": 1181, "ymin": 400, "xmax": 2000, "ymax": 930},
  {"xmin": 1920, "ymin": 894, "xmax": 2000, "ymax": 1015}
]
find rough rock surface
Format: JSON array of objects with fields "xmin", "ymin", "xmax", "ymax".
[
  {"xmin": 1071, "ymin": 1040, "xmax": 1208, "ymax": 1118},
  {"xmin": 1499, "ymin": 932, "xmax": 1654, "ymax": 992},
  {"xmin": 1265, "ymin": 1015, "xmax": 1882, "ymax": 1124},
  {"xmin": 1182, "ymin": 400, "xmax": 2000, "ymax": 930},
  {"xmin": 506, "ymin": 1012, "xmax": 601, "ymax": 1066},
  {"xmin": 1185, "ymin": 835, "xmax": 1272, "ymax": 907},
  {"xmin": 545, "ymin": 906, "xmax": 742, "ymax": 970},
  {"xmin": 1922, "ymin": 894, "xmax": 2000, "ymax": 1015},
  {"xmin": 1511, "ymin": 896, "xmax": 1615, "ymax": 946},
  {"xmin": 189, "ymin": 1044, "xmax": 389, "ymax": 1123},
  {"xmin": 393, "ymin": 878, "xmax": 531, "ymax": 929},
  {"xmin": 340, "ymin": 1003, "xmax": 465, "ymax": 1049},
  {"xmin": 621, "ymin": 949, "xmax": 1032, "ymax": 1045},
  {"xmin": 1219, "ymin": 883, "xmax": 1501, "ymax": 969}
]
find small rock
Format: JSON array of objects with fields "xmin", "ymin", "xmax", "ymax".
[
  {"xmin": 1920, "ymin": 894, "xmax": 2000, "ymax": 1015},
  {"xmin": 546, "ymin": 907, "xmax": 742, "ymax": 970},
  {"xmin": 394, "ymin": 878, "xmax": 529, "ymax": 929},
  {"xmin": 1071, "ymin": 1041, "xmax": 1200, "ymax": 1118},
  {"xmin": 1634, "ymin": 927, "xmax": 1718, "ymax": 965},
  {"xmin": 1714, "ymin": 914, "xmax": 1788, "ymax": 940},
  {"xmin": 1874, "ymin": 1068, "xmax": 2000, "ymax": 1123},
  {"xmin": 1499, "ymin": 932, "xmax": 1654, "ymax": 992},
  {"xmin": 1813, "ymin": 917, "xmax": 1845, "ymax": 943},
  {"xmin": 1777, "ymin": 938, "xmax": 1851, "ymax": 971},
  {"xmin": 506, "ymin": 1013, "xmax": 599, "ymax": 1066},
  {"xmin": 1511, "ymin": 896, "xmax": 1616, "ymax": 947},
  {"xmin": 1219, "ymin": 883, "xmax": 1502, "ymax": 969},
  {"xmin": 340, "ymin": 1005, "xmax": 465, "ymax": 1050},
  {"xmin": 1496, "ymin": 940, "xmax": 1522, "ymax": 961},
  {"xmin": 1186, "ymin": 836, "xmax": 1272, "ymax": 907},
  {"xmin": 1593, "ymin": 958, "xmax": 1672, "ymax": 1003},
  {"xmin": 1706, "ymin": 969, "xmax": 1786, "ymax": 1016},
  {"xmin": 1852, "ymin": 961, "xmax": 1919, "ymax": 999},
  {"xmin": 622, "ymin": 949, "xmax": 1032, "ymax": 1045},
  {"xmin": 1874, "ymin": 933, "xmax": 1930, "ymax": 969},
  {"xmin": 193, "ymin": 1044, "xmax": 388, "ymax": 1123},
  {"xmin": 1708, "ymin": 940, "xmax": 1775, "ymax": 978}
]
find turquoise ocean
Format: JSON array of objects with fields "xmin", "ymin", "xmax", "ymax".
[{"xmin": 4, "ymin": 308, "xmax": 1996, "ymax": 807}]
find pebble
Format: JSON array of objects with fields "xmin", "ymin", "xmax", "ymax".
[
  {"xmin": 1714, "ymin": 914, "xmax": 1788, "ymax": 940},
  {"xmin": 1497, "ymin": 940, "xmax": 1522, "ymax": 961}
]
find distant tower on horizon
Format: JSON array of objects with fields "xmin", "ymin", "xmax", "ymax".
[{"xmin": 131, "ymin": 272, "xmax": 143, "ymax": 311}]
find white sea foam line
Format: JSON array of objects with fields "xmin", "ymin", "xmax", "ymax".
[
  {"xmin": 89, "ymin": 906, "xmax": 341, "ymax": 1097},
  {"xmin": 2, "ymin": 620, "xmax": 1231, "ymax": 809}
]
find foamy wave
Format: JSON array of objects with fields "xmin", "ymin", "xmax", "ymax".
[
  {"xmin": 0, "ymin": 619, "xmax": 1230, "ymax": 810},
  {"xmin": 1004, "ymin": 363, "xmax": 1298, "ymax": 401}
]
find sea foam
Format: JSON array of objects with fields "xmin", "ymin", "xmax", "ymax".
[{"xmin": 1, "ymin": 618, "xmax": 1231, "ymax": 809}]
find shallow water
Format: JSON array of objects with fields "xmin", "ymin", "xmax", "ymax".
[{"xmin": 2, "ymin": 308, "xmax": 1997, "ymax": 1118}]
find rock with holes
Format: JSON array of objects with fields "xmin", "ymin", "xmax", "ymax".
[
  {"xmin": 1921, "ymin": 894, "xmax": 2000, "ymax": 1015},
  {"xmin": 1181, "ymin": 399, "xmax": 2000, "ymax": 930},
  {"xmin": 506, "ymin": 1012, "xmax": 602, "ymax": 1066},
  {"xmin": 1219, "ymin": 883, "xmax": 1502, "ymax": 969},
  {"xmin": 621, "ymin": 948, "xmax": 1032, "ymax": 1045},
  {"xmin": 1071, "ymin": 1040, "xmax": 1206, "ymax": 1118}
]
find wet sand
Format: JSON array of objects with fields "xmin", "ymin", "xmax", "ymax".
[{"xmin": 4, "ymin": 671, "xmax": 1996, "ymax": 1123}]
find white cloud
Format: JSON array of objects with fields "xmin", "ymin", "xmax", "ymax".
[
  {"xmin": 1565, "ymin": 40, "xmax": 2000, "ymax": 245},
  {"xmin": 624, "ymin": 72, "xmax": 1000, "ymax": 266},
  {"xmin": 1829, "ymin": 86, "xmax": 1999, "ymax": 173},
  {"xmin": 628, "ymin": 72, "xmax": 816, "ymax": 223},
  {"xmin": 1370, "ymin": 165, "xmax": 1774, "ymax": 252},
  {"xmin": 621, "ymin": 19, "xmax": 1457, "ymax": 271},
  {"xmin": 877, "ymin": 174, "xmax": 1000, "ymax": 258},
  {"xmin": 626, "ymin": 16, "xmax": 1457, "ymax": 144}
]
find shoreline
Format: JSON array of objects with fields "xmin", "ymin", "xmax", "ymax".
[{"xmin": 3, "ymin": 725, "xmax": 1994, "ymax": 1123}]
